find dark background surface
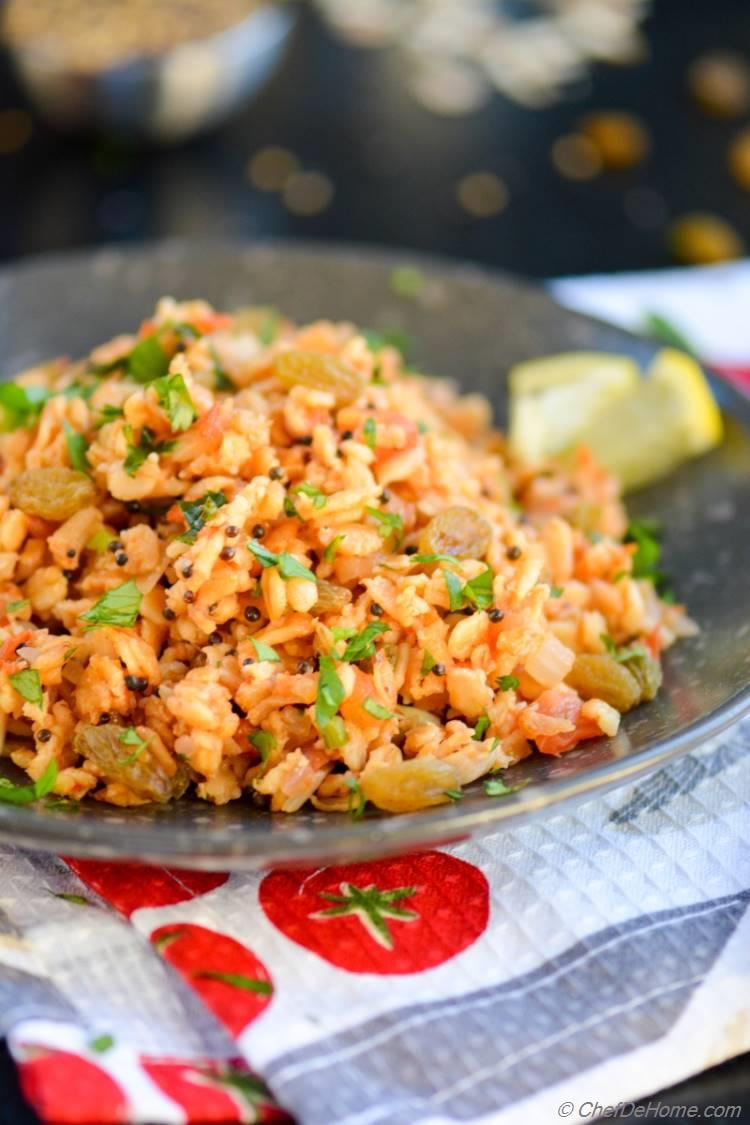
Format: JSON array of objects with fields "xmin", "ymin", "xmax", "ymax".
[{"xmin": 0, "ymin": 0, "xmax": 749, "ymax": 1120}]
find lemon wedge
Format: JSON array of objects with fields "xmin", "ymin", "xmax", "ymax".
[
  {"xmin": 509, "ymin": 352, "xmax": 640, "ymax": 462},
  {"xmin": 509, "ymin": 348, "xmax": 723, "ymax": 491}
]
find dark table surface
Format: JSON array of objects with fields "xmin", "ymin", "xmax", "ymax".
[{"xmin": 0, "ymin": 0, "xmax": 748, "ymax": 1120}]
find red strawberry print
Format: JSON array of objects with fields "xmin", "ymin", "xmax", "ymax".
[
  {"xmin": 63, "ymin": 858, "xmax": 228, "ymax": 918},
  {"xmin": 18, "ymin": 1047, "xmax": 128, "ymax": 1124},
  {"xmin": 260, "ymin": 850, "xmax": 488, "ymax": 974},
  {"xmin": 142, "ymin": 1058, "xmax": 289, "ymax": 1124},
  {"xmin": 151, "ymin": 923, "xmax": 273, "ymax": 1036}
]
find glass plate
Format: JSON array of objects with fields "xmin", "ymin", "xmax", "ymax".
[{"xmin": 1, "ymin": 241, "xmax": 748, "ymax": 869}]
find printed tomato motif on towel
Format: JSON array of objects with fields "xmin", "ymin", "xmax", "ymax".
[
  {"xmin": 142, "ymin": 1058, "xmax": 289, "ymax": 1124},
  {"xmin": 63, "ymin": 858, "xmax": 228, "ymax": 917},
  {"xmin": 151, "ymin": 923, "xmax": 273, "ymax": 1036},
  {"xmin": 259, "ymin": 851, "xmax": 488, "ymax": 974},
  {"xmin": 18, "ymin": 1047, "xmax": 128, "ymax": 1124}
]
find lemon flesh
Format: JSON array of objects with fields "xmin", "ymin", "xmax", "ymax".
[
  {"xmin": 508, "ymin": 347, "xmax": 723, "ymax": 492},
  {"xmin": 573, "ymin": 348, "xmax": 723, "ymax": 490},
  {"xmin": 509, "ymin": 352, "xmax": 640, "ymax": 462}
]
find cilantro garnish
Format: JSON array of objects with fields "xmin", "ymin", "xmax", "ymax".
[
  {"xmin": 0, "ymin": 382, "xmax": 50, "ymax": 432},
  {"xmin": 473, "ymin": 714, "xmax": 490, "ymax": 740},
  {"xmin": 443, "ymin": 568, "xmax": 464, "ymax": 611},
  {"xmin": 363, "ymin": 417, "xmax": 377, "ymax": 450},
  {"xmin": 601, "ymin": 633, "xmax": 617, "ymax": 655},
  {"xmin": 366, "ymin": 507, "xmax": 404, "ymax": 546},
  {"xmin": 362, "ymin": 328, "xmax": 412, "ymax": 360},
  {"xmin": 625, "ymin": 519, "xmax": 672, "ymax": 596},
  {"xmin": 421, "ymin": 650, "xmax": 437, "ymax": 676},
  {"xmin": 178, "ymin": 490, "xmax": 227, "ymax": 544},
  {"xmin": 86, "ymin": 529, "xmax": 112, "ymax": 553},
  {"xmin": 412, "ymin": 553, "xmax": 461, "ymax": 567},
  {"xmin": 118, "ymin": 726, "xmax": 148, "ymax": 765},
  {"xmin": 63, "ymin": 421, "xmax": 90, "ymax": 474},
  {"xmin": 209, "ymin": 343, "xmax": 233, "ymax": 391},
  {"xmin": 6, "ymin": 599, "xmax": 30, "ymax": 613},
  {"xmin": 80, "ymin": 580, "xmax": 142, "ymax": 630},
  {"xmin": 291, "ymin": 482, "xmax": 327, "ymax": 509},
  {"xmin": 363, "ymin": 697, "xmax": 395, "ymax": 720},
  {"xmin": 496, "ymin": 674, "xmax": 519, "ymax": 691},
  {"xmin": 251, "ymin": 638, "xmax": 281, "ymax": 663},
  {"xmin": 484, "ymin": 774, "xmax": 528, "ymax": 798},
  {"xmin": 462, "ymin": 567, "xmax": 494, "ymax": 611},
  {"xmin": 642, "ymin": 311, "xmax": 696, "ymax": 356},
  {"xmin": 549, "ymin": 585, "xmax": 564, "ymax": 598},
  {"xmin": 123, "ymin": 424, "xmax": 175, "ymax": 476},
  {"xmin": 9, "ymin": 668, "xmax": 43, "ymax": 707},
  {"xmin": 339, "ymin": 621, "xmax": 389, "ymax": 663},
  {"xmin": 390, "ymin": 265, "xmax": 425, "ymax": 298},
  {"xmin": 444, "ymin": 788, "xmax": 463, "ymax": 801},
  {"xmin": 95, "ymin": 404, "xmax": 124, "ymax": 429},
  {"xmin": 0, "ymin": 759, "xmax": 57, "ymax": 806},
  {"xmin": 316, "ymin": 655, "xmax": 346, "ymax": 748},
  {"xmin": 249, "ymin": 730, "xmax": 276, "ymax": 775},
  {"xmin": 323, "ymin": 534, "xmax": 345, "ymax": 563},
  {"xmin": 258, "ymin": 308, "xmax": 280, "ymax": 346},
  {"xmin": 153, "ymin": 372, "xmax": 197, "ymax": 432},
  {"xmin": 345, "ymin": 776, "xmax": 367, "ymax": 820},
  {"xmin": 283, "ymin": 496, "xmax": 300, "ymax": 519},
  {"xmin": 247, "ymin": 540, "xmax": 316, "ymax": 583},
  {"xmin": 127, "ymin": 335, "xmax": 169, "ymax": 383}
]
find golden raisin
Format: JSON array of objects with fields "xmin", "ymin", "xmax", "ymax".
[
  {"xmin": 360, "ymin": 758, "xmax": 459, "ymax": 813},
  {"xmin": 9, "ymin": 468, "xmax": 95, "ymax": 521},
  {"xmin": 74, "ymin": 724, "xmax": 189, "ymax": 803},
  {"xmin": 566, "ymin": 653, "xmax": 641, "ymax": 712},
  {"xmin": 273, "ymin": 351, "xmax": 367, "ymax": 405},
  {"xmin": 418, "ymin": 506, "xmax": 492, "ymax": 560},
  {"xmin": 312, "ymin": 579, "xmax": 352, "ymax": 615}
]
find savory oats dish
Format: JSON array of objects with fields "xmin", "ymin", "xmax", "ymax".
[{"xmin": 0, "ymin": 298, "xmax": 696, "ymax": 814}]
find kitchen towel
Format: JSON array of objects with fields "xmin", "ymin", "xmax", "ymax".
[{"xmin": 1, "ymin": 262, "xmax": 749, "ymax": 1125}]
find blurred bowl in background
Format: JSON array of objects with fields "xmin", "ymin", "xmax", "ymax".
[{"xmin": 3, "ymin": 1, "xmax": 296, "ymax": 142}]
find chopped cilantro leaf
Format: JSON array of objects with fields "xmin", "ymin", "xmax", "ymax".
[
  {"xmin": 642, "ymin": 311, "xmax": 696, "ymax": 355},
  {"xmin": 484, "ymin": 774, "xmax": 528, "ymax": 798},
  {"xmin": 249, "ymin": 730, "xmax": 276, "ymax": 775},
  {"xmin": 251, "ymin": 638, "xmax": 281, "ymax": 663},
  {"xmin": 462, "ymin": 566, "xmax": 494, "ymax": 610},
  {"xmin": 363, "ymin": 697, "xmax": 396, "ymax": 720},
  {"xmin": 63, "ymin": 420, "xmax": 90, "ymax": 474},
  {"xmin": 496, "ymin": 674, "xmax": 519, "ymax": 691},
  {"xmin": 247, "ymin": 540, "xmax": 315, "ymax": 582},
  {"xmin": 0, "ymin": 382, "xmax": 50, "ymax": 432},
  {"xmin": 258, "ymin": 309, "xmax": 280, "ymax": 346},
  {"xmin": 444, "ymin": 788, "xmax": 463, "ymax": 801},
  {"xmin": 549, "ymin": 585, "xmax": 564, "ymax": 598},
  {"xmin": 86, "ymin": 529, "xmax": 112, "ymax": 553},
  {"xmin": 363, "ymin": 417, "xmax": 377, "ymax": 450},
  {"xmin": 209, "ymin": 343, "xmax": 233, "ymax": 391},
  {"xmin": 316, "ymin": 655, "xmax": 346, "ymax": 747},
  {"xmin": 473, "ymin": 714, "xmax": 490, "ymax": 740},
  {"xmin": 346, "ymin": 776, "xmax": 367, "ymax": 820},
  {"xmin": 118, "ymin": 726, "xmax": 148, "ymax": 765},
  {"xmin": 323, "ymin": 534, "xmax": 345, "ymax": 563},
  {"xmin": 153, "ymin": 372, "xmax": 197, "ymax": 432},
  {"xmin": 412, "ymin": 553, "xmax": 461, "ymax": 567},
  {"xmin": 340, "ymin": 621, "xmax": 389, "ymax": 663},
  {"xmin": 0, "ymin": 759, "xmax": 57, "ymax": 806},
  {"xmin": 9, "ymin": 668, "xmax": 43, "ymax": 707},
  {"xmin": 178, "ymin": 490, "xmax": 227, "ymax": 544},
  {"xmin": 601, "ymin": 634, "xmax": 617, "ymax": 655},
  {"xmin": 443, "ymin": 568, "xmax": 464, "ymax": 611},
  {"xmin": 390, "ymin": 265, "xmax": 425, "ymax": 298},
  {"xmin": 123, "ymin": 424, "xmax": 175, "ymax": 476},
  {"xmin": 421, "ymin": 650, "xmax": 437, "ymax": 676},
  {"xmin": 127, "ymin": 335, "xmax": 169, "ymax": 383},
  {"xmin": 291, "ymin": 482, "xmax": 327, "ymax": 509},
  {"xmin": 6, "ymin": 599, "xmax": 29, "ymax": 613},
  {"xmin": 95, "ymin": 404, "xmax": 124, "ymax": 429},
  {"xmin": 283, "ymin": 496, "xmax": 300, "ymax": 519},
  {"xmin": 362, "ymin": 327, "xmax": 412, "ymax": 360},
  {"xmin": 366, "ymin": 506, "xmax": 404, "ymax": 545},
  {"xmin": 80, "ymin": 580, "xmax": 142, "ymax": 630}
]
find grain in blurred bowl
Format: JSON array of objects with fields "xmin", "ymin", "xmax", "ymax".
[{"xmin": 1, "ymin": 0, "xmax": 296, "ymax": 141}]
